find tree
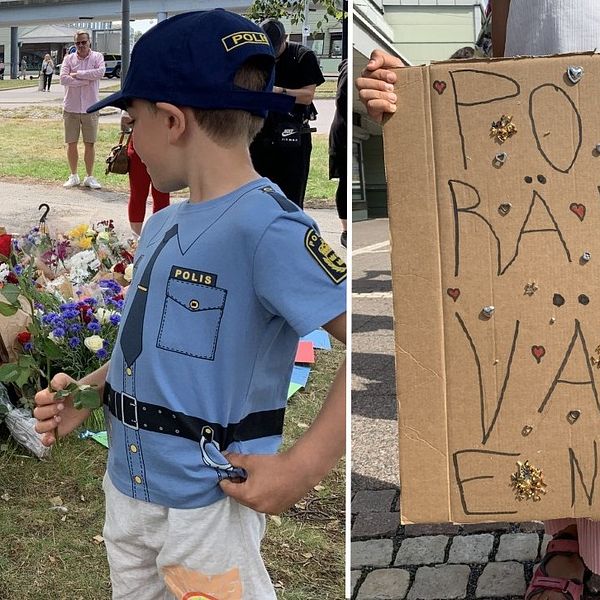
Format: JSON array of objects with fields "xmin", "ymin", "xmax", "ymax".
[{"xmin": 247, "ymin": 0, "xmax": 344, "ymax": 29}]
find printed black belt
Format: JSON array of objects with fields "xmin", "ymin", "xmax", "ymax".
[{"xmin": 104, "ymin": 382, "xmax": 286, "ymax": 448}]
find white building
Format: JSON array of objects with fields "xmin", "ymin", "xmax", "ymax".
[{"xmin": 353, "ymin": 0, "xmax": 487, "ymax": 220}]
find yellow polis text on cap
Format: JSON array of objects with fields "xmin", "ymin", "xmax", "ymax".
[{"xmin": 222, "ymin": 31, "xmax": 269, "ymax": 52}]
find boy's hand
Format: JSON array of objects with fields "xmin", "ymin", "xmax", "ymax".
[
  {"xmin": 356, "ymin": 49, "xmax": 404, "ymax": 123},
  {"xmin": 219, "ymin": 451, "xmax": 315, "ymax": 515},
  {"xmin": 33, "ymin": 373, "xmax": 90, "ymax": 446}
]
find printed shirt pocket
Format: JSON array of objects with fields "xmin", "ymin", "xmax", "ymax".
[{"xmin": 158, "ymin": 278, "xmax": 227, "ymax": 360}]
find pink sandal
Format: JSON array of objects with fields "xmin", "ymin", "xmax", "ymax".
[{"xmin": 525, "ymin": 538, "xmax": 584, "ymax": 600}]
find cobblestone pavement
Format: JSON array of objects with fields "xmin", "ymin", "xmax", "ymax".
[{"xmin": 351, "ymin": 218, "xmax": 599, "ymax": 600}]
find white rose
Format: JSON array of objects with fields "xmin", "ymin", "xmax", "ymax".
[
  {"xmin": 84, "ymin": 335, "xmax": 104, "ymax": 353},
  {"xmin": 124, "ymin": 264, "xmax": 134, "ymax": 282},
  {"xmin": 97, "ymin": 231, "xmax": 110, "ymax": 243},
  {"xmin": 95, "ymin": 307, "xmax": 114, "ymax": 325}
]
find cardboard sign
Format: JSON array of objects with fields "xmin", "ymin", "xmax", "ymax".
[{"xmin": 384, "ymin": 53, "xmax": 600, "ymax": 524}]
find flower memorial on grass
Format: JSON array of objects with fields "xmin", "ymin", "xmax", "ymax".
[{"xmin": 0, "ymin": 222, "xmax": 136, "ymax": 456}]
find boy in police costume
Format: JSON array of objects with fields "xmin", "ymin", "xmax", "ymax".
[{"xmin": 34, "ymin": 10, "xmax": 346, "ymax": 599}]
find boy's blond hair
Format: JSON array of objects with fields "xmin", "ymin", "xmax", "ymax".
[{"xmin": 192, "ymin": 57, "xmax": 269, "ymax": 147}]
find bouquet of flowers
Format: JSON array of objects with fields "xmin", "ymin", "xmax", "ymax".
[
  {"xmin": 0, "ymin": 257, "xmax": 125, "ymax": 409},
  {"xmin": 0, "ymin": 220, "xmax": 135, "ymax": 457}
]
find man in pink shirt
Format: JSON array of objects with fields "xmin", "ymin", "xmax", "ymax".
[{"xmin": 60, "ymin": 30, "xmax": 105, "ymax": 189}]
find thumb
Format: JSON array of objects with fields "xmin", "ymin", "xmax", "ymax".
[
  {"xmin": 49, "ymin": 372, "xmax": 74, "ymax": 393},
  {"xmin": 367, "ymin": 50, "xmax": 384, "ymax": 71},
  {"xmin": 223, "ymin": 452, "xmax": 250, "ymax": 469}
]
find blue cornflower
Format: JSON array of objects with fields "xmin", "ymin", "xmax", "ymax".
[
  {"xmin": 83, "ymin": 297, "xmax": 98, "ymax": 306},
  {"xmin": 68, "ymin": 337, "xmax": 80, "ymax": 348},
  {"xmin": 109, "ymin": 314, "xmax": 121, "ymax": 325},
  {"xmin": 87, "ymin": 322, "xmax": 101, "ymax": 332},
  {"xmin": 42, "ymin": 313, "xmax": 59, "ymax": 325},
  {"xmin": 61, "ymin": 309, "xmax": 79, "ymax": 320},
  {"xmin": 95, "ymin": 348, "xmax": 108, "ymax": 359},
  {"xmin": 34, "ymin": 302, "xmax": 44, "ymax": 310},
  {"xmin": 115, "ymin": 300, "xmax": 124, "ymax": 310},
  {"xmin": 14, "ymin": 264, "xmax": 23, "ymax": 275},
  {"xmin": 99, "ymin": 280, "xmax": 121, "ymax": 294},
  {"xmin": 23, "ymin": 341, "xmax": 33, "ymax": 351},
  {"xmin": 69, "ymin": 323, "xmax": 82, "ymax": 333},
  {"xmin": 52, "ymin": 327, "xmax": 66, "ymax": 338},
  {"xmin": 60, "ymin": 302, "xmax": 77, "ymax": 311}
]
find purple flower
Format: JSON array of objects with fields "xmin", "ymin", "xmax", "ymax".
[
  {"xmin": 99, "ymin": 279, "xmax": 121, "ymax": 294},
  {"xmin": 69, "ymin": 323, "xmax": 82, "ymax": 333},
  {"xmin": 42, "ymin": 313, "xmax": 59, "ymax": 325},
  {"xmin": 68, "ymin": 337, "xmax": 80, "ymax": 348},
  {"xmin": 23, "ymin": 341, "xmax": 33, "ymax": 351},
  {"xmin": 52, "ymin": 327, "xmax": 66, "ymax": 338},
  {"xmin": 95, "ymin": 348, "xmax": 108, "ymax": 359},
  {"xmin": 83, "ymin": 297, "xmax": 98, "ymax": 306},
  {"xmin": 61, "ymin": 309, "xmax": 79, "ymax": 320},
  {"xmin": 55, "ymin": 240, "xmax": 70, "ymax": 261},
  {"xmin": 60, "ymin": 302, "xmax": 77, "ymax": 311},
  {"xmin": 109, "ymin": 314, "xmax": 121, "ymax": 325},
  {"xmin": 14, "ymin": 264, "xmax": 23, "ymax": 275},
  {"xmin": 87, "ymin": 321, "xmax": 101, "ymax": 332}
]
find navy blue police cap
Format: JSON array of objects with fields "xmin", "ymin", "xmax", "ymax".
[{"xmin": 87, "ymin": 9, "xmax": 294, "ymax": 118}]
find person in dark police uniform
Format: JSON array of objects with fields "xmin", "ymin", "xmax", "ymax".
[{"xmin": 250, "ymin": 19, "xmax": 325, "ymax": 209}]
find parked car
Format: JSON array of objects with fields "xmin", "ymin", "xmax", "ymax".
[
  {"xmin": 55, "ymin": 53, "xmax": 121, "ymax": 79},
  {"xmin": 103, "ymin": 54, "xmax": 121, "ymax": 78}
]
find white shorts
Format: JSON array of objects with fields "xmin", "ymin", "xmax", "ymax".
[{"xmin": 102, "ymin": 472, "xmax": 276, "ymax": 600}]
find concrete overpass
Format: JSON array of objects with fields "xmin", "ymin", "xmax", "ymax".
[
  {"xmin": 0, "ymin": 0, "xmax": 251, "ymax": 78},
  {"xmin": 0, "ymin": 1, "xmax": 249, "ymax": 26}
]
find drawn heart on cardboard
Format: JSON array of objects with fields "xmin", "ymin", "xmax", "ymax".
[
  {"xmin": 531, "ymin": 345, "xmax": 546, "ymax": 364},
  {"xmin": 447, "ymin": 288, "xmax": 460, "ymax": 302},
  {"xmin": 433, "ymin": 80, "xmax": 447, "ymax": 95},
  {"xmin": 570, "ymin": 203, "xmax": 586, "ymax": 221}
]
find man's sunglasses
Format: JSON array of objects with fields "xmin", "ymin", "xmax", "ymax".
[{"xmin": 75, "ymin": 40, "xmax": 89, "ymax": 46}]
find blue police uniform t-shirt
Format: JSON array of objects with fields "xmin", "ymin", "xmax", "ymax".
[{"xmin": 104, "ymin": 178, "xmax": 346, "ymax": 509}]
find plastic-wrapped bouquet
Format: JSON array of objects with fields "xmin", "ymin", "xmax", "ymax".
[{"xmin": 0, "ymin": 257, "xmax": 124, "ymax": 409}]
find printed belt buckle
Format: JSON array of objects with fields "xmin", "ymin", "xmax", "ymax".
[{"xmin": 120, "ymin": 392, "xmax": 139, "ymax": 430}]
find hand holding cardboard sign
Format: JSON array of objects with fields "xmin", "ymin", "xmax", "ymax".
[{"xmin": 355, "ymin": 49, "xmax": 403, "ymax": 123}]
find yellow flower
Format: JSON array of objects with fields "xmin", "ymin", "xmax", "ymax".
[
  {"xmin": 68, "ymin": 224, "xmax": 88, "ymax": 239},
  {"xmin": 78, "ymin": 237, "xmax": 93, "ymax": 250}
]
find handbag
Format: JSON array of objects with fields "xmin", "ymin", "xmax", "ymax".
[{"xmin": 105, "ymin": 131, "xmax": 131, "ymax": 175}]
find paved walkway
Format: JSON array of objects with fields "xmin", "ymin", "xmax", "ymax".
[
  {"xmin": 351, "ymin": 218, "xmax": 600, "ymax": 600},
  {"xmin": 0, "ymin": 80, "xmax": 336, "ymax": 133},
  {"xmin": 0, "ymin": 180, "xmax": 344, "ymax": 259}
]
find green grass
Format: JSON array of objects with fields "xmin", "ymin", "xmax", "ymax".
[
  {"xmin": 0, "ymin": 118, "xmax": 337, "ymax": 202},
  {"xmin": 0, "ymin": 79, "xmax": 38, "ymax": 90},
  {"xmin": 100, "ymin": 79, "xmax": 338, "ymax": 99},
  {"xmin": 0, "ymin": 342, "xmax": 345, "ymax": 599}
]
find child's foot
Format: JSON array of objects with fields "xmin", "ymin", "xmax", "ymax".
[{"xmin": 526, "ymin": 536, "xmax": 585, "ymax": 600}]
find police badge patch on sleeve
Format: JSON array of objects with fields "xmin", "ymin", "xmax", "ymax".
[{"xmin": 304, "ymin": 228, "xmax": 347, "ymax": 284}]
